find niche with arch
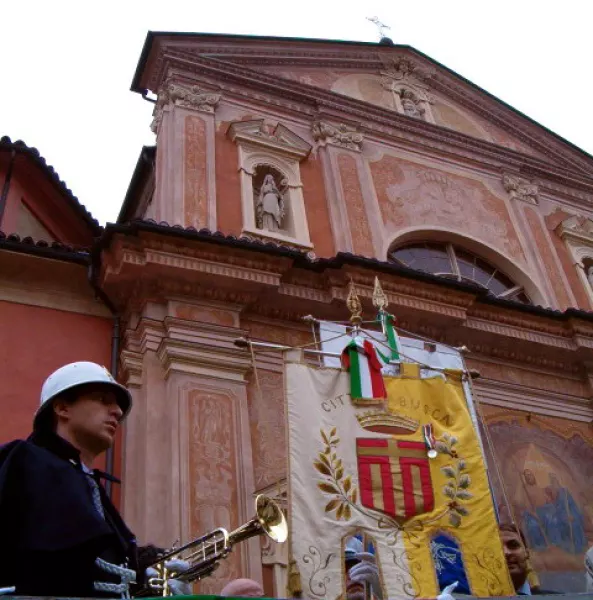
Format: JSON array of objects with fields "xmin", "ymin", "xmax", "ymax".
[{"xmin": 227, "ymin": 118, "xmax": 313, "ymax": 249}]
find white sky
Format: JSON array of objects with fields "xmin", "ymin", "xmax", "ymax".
[{"xmin": 1, "ymin": 1, "xmax": 591, "ymax": 226}]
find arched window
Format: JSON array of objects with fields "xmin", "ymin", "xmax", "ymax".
[{"xmin": 389, "ymin": 242, "xmax": 531, "ymax": 304}]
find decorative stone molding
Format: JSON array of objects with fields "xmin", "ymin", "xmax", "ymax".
[
  {"xmin": 311, "ymin": 120, "xmax": 363, "ymax": 152},
  {"xmin": 157, "ymin": 318, "xmax": 253, "ymax": 382},
  {"xmin": 379, "ymin": 57, "xmax": 435, "ymax": 85},
  {"xmin": 150, "ymin": 81, "xmax": 221, "ymax": 133},
  {"xmin": 556, "ymin": 215, "xmax": 593, "ymax": 305},
  {"xmin": 227, "ymin": 119, "xmax": 313, "ymax": 250},
  {"xmin": 119, "ymin": 350, "xmax": 143, "ymax": 388},
  {"xmin": 474, "ymin": 378, "xmax": 592, "ymax": 423},
  {"xmin": 145, "ymin": 45, "xmax": 593, "ymax": 173},
  {"xmin": 379, "ymin": 57, "xmax": 436, "ymax": 124},
  {"xmin": 227, "ymin": 119, "xmax": 311, "ymax": 160},
  {"xmin": 502, "ymin": 173, "xmax": 539, "ymax": 204}
]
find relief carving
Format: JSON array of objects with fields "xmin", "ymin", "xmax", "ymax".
[
  {"xmin": 247, "ymin": 372, "xmax": 287, "ymax": 490},
  {"xmin": 399, "ymin": 89, "xmax": 426, "ymax": 120},
  {"xmin": 151, "ymin": 81, "xmax": 221, "ymax": 133},
  {"xmin": 380, "ymin": 57, "xmax": 421, "ymax": 84},
  {"xmin": 312, "ymin": 120, "xmax": 364, "ymax": 152},
  {"xmin": 502, "ymin": 173, "xmax": 539, "ymax": 205},
  {"xmin": 189, "ymin": 390, "xmax": 240, "ymax": 593},
  {"xmin": 558, "ymin": 215, "xmax": 593, "ymax": 237},
  {"xmin": 371, "ymin": 156, "xmax": 524, "ymax": 261}
]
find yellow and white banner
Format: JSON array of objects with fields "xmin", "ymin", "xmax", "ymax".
[{"xmin": 286, "ymin": 352, "xmax": 514, "ymax": 599}]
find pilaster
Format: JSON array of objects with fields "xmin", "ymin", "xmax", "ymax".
[
  {"xmin": 118, "ymin": 301, "xmax": 262, "ymax": 590},
  {"xmin": 315, "ymin": 137, "xmax": 354, "ymax": 254},
  {"xmin": 151, "ymin": 81, "xmax": 220, "ymax": 229}
]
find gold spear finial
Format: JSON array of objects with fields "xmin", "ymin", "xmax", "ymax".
[
  {"xmin": 346, "ymin": 280, "xmax": 363, "ymax": 326},
  {"xmin": 372, "ymin": 277, "xmax": 389, "ymax": 312}
]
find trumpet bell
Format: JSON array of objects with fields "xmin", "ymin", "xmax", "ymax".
[
  {"xmin": 256, "ymin": 494, "xmax": 287, "ymax": 543},
  {"xmin": 145, "ymin": 494, "xmax": 288, "ymax": 596}
]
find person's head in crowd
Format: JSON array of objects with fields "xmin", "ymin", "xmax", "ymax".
[
  {"xmin": 499, "ymin": 523, "xmax": 530, "ymax": 593},
  {"xmin": 220, "ymin": 578, "xmax": 265, "ymax": 597}
]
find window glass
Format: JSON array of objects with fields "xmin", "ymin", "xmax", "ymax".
[
  {"xmin": 392, "ymin": 243, "xmax": 451, "ymax": 274},
  {"xmin": 390, "ymin": 243, "xmax": 530, "ymax": 304}
]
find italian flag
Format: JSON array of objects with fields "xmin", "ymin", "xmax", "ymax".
[
  {"xmin": 341, "ymin": 337, "xmax": 387, "ymax": 401},
  {"xmin": 378, "ymin": 312, "xmax": 400, "ymax": 362}
]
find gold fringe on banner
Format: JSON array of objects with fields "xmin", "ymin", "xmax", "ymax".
[{"xmin": 286, "ymin": 557, "xmax": 303, "ymax": 597}]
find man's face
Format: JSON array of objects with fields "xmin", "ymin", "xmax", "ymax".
[
  {"xmin": 55, "ymin": 386, "xmax": 122, "ymax": 454},
  {"xmin": 523, "ymin": 469, "xmax": 536, "ymax": 485},
  {"xmin": 500, "ymin": 529, "xmax": 528, "ymax": 591}
]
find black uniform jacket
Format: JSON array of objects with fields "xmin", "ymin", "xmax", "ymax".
[{"xmin": 0, "ymin": 430, "xmax": 141, "ymax": 596}]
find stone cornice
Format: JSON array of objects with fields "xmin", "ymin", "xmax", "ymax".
[
  {"xmin": 474, "ymin": 378, "xmax": 592, "ymax": 422},
  {"xmin": 100, "ymin": 228, "xmax": 593, "ymax": 375},
  {"xmin": 465, "ymin": 316, "xmax": 573, "ymax": 350},
  {"xmin": 157, "ymin": 317, "xmax": 253, "ymax": 381},
  {"xmin": 120, "ymin": 350, "xmax": 143, "ymax": 388},
  {"xmin": 151, "ymin": 43, "xmax": 584, "ymax": 173},
  {"xmin": 147, "ymin": 47, "xmax": 593, "ymax": 180},
  {"xmin": 157, "ymin": 56, "xmax": 593, "ymax": 210},
  {"xmin": 124, "ymin": 317, "xmax": 166, "ymax": 354}
]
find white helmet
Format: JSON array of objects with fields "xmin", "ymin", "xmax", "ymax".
[{"xmin": 34, "ymin": 361, "xmax": 132, "ymax": 430}]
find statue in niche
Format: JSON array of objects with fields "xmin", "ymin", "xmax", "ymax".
[
  {"xmin": 256, "ymin": 173, "xmax": 287, "ymax": 232},
  {"xmin": 400, "ymin": 89, "xmax": 425, "ymax": 119}
]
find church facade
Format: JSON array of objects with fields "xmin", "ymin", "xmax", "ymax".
[{"xmin": 2, "ymin": 33, "xmax": 593, "ymax": 595}]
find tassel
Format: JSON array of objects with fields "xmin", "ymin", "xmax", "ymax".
[{"xmin": 286, "ymin": 558, "xmax": 302, "ymax": 597}]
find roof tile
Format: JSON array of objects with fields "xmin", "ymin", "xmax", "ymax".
[{"xmin": 0, "ymin": 136, "xmax": 101, "ymax": 233}]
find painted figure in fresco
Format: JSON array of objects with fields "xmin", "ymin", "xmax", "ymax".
[
  {"xmin": 519, "ymin": 467, "xmax": 587, "ymax": 555},
  {"xmin": 545, "ymin": 473, "xmax": 587, "ymax": 554},
  {"xmin": 257, "ymin": 174, "xmax": 285, "ymax": 232},
  {"xmin": 519, "ymin": 469, "xmax": 548, "ymax": 550}
]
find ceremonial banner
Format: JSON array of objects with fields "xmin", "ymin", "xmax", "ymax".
[{"xmin": 286, "ymin": 352, "xmax": 514, "ymax": 599}]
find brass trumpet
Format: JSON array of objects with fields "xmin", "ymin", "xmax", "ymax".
[{"xmin": 147, "ymin": 495, "xmax": 287, "ymax": 596}]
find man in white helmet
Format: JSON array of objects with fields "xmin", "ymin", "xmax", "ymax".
[{"xmin": 0, "ymin": 361, "xmax": 190, "ymax": 598}]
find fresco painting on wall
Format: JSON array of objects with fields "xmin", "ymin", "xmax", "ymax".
[{"xmin": 483, "ymin": 416, "xmax": 593, "ymax": 573}]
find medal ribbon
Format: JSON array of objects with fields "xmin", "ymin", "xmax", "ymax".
[{"xmin": 422, "ymin": 423, "xmax": 436, "ymax": 453}]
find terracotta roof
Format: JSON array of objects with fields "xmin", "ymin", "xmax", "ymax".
[
  {"xmin": 0, "ymin": 136, "xmax": 101, "ymax": 234},
  {"xmin": 101, "ymin": 219, "xmax": 593, "ymax": 322},
  {"xmin": 0, "ymin": 230, "xmax": 90, "ymax": 264}
]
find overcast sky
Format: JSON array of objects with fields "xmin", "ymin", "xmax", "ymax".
[{"xmin": 1, "ymin": 1, "xmax": 591, "ymax": 226}]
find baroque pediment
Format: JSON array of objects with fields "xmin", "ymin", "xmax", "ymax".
[
  {"xmin": 133, "ymin": 33, "xmax": 593, "ymax": 176},
  {"xmin": 557, "ymin": 215, "xmax": 593, "ymax": 240},
  {"xmin": 227, "ymin": 119, "xmax": 311, "ymax": 159}
]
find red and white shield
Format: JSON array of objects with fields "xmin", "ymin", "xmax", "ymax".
[{"xmin": 356, "ymin": 438, "xmax": 435, "ymax": 522}]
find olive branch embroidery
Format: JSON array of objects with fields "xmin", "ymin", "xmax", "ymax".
[
  {"xmin": 314, "ymin": 427, "xmax": 357, "ymax": 520},
  {"xmin": 436, "ymin": 432, "xmax": 472, "ymax": 527}
]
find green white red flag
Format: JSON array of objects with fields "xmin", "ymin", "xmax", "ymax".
[{"xmin": 341, "ymin": 337, "xmax": 387, "ymax": 401}]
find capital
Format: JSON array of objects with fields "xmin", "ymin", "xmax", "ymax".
[
  {"xmin": 311, "ymin": 120, "xmax": 364, "ymax": 152},
  {"xmin": 151, "ymin": 81, "xmax": 221, "ymax": 133}
]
